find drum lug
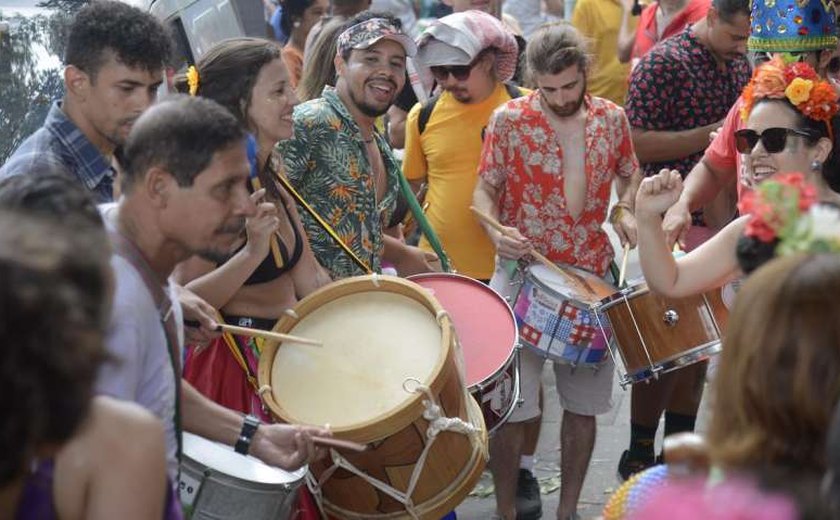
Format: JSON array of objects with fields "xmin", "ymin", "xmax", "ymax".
[{"xmin": 662, "ymin": 309, "xmax": 680, "ymax": 327}]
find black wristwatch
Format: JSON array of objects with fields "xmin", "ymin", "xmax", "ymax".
[{"xmin": 234, "ymin": 414, "xmax": 261, "ymax": 455}]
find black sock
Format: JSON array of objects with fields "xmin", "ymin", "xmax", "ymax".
[
  {"xmin": 664, "ymin": 411, "xmax": 697, "ymax": 437},
  {"xmin": 628, "ymin": 422, "xmax": 657, "ymax": 460}
]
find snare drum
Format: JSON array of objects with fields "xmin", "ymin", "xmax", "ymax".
[
  {"xmin": 409, "ymin": 273, "xmax": 520, "ymax": 434},
  {"xmin": 513, "ymin": 264, "xmax": 617, "ymax": 367},
  {"xmin": 180, "ymin": 432, "xmax": 305, "ymax": 519},
  {"xmin": 258, "ymin": 275, "xmax": 487, "ymax": 519},
  {"xmin": 596, "ymin": 279, "xmax": 727, "ymax": 386}
]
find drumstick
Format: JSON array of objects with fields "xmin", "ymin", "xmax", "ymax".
[
  {"xmin": 618, "ymin": 242, "xmax": 630, "ymax": 288},
  {"xmin": 312, "ymin": 436, "xmax": 367, "ymax": 452},
  {"xmin": 251, "ymin": 177, "xmax": 285, "ymax": 268},
  {"xmin": 217, "ymin": 324, "xmax": 323, "ymax": 347},
  {"xmin": 469, "ymin": 206, "xmax": 596, "ymax": 295}
]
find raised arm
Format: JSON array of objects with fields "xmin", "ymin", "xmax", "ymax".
[{"xmin": 636, "ymin": 169, "xmax": 742, "ymax": 298}]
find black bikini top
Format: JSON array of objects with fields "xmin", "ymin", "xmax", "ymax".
[{"xmin": 223, "ymin": 177, "xmax": 304, "ymax": 285}]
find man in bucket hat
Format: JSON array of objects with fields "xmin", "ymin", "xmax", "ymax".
[
  {"xmin": 277, "ymin": 11, "xmax": 438, "ymax": 279},
  {"xmin": 403, "ymin": 10, "xmax": 525, "ymax": 283}
]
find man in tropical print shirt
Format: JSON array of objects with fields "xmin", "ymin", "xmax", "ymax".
[{"xmin": 278, "ymin": 13, "xmax": 437, "ymax": 278}]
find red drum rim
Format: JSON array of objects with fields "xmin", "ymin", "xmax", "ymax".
[{"xmin": 408, "ymin": 273, "xmax": 518, "ymax": 388}]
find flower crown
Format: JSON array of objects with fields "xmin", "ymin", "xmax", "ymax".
[
  {"xmin": 739, "ymin": 172, "xmax": 840, "ymax": 255},
  {"xmin": 186, "ymin": 65, "xmax": 200, "ymax": 96},
  {"xmin": 740, "ymin": 57, "xmax": 839, "ymax": 125}
]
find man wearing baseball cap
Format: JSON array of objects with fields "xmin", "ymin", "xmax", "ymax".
[{"xmin": 277, "ymin": 11, "xmax": 438, "ymax": 279}]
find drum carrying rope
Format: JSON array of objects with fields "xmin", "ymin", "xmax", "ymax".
[
  {"xmin": 622, "ymin": 292, "xmax": 658, "ymax": 375},
  {"xmin": 592, "ymin": 307, "xmax": 621, "ymax": 370},
  {"xmin": 306, "ymin": 377, "xmax": 485, "ymax": 520}
]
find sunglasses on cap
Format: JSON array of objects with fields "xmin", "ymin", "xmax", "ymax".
[{"xmin": 734, "ymin": 127, "xmax": 819, "ymax": 154}]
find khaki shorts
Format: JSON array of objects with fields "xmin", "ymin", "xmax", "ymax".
[
  {"xmin": 508, "ymin": 347, "xmax": 614, "ymax": 422},
  {"xmin": 489, "ymin": 258, "xmax": 615, "ymax": 421}
]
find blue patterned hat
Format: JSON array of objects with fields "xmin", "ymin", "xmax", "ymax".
[{"xmin": 749, "ymin": 0, "xmax": 839, "ymax": 52}]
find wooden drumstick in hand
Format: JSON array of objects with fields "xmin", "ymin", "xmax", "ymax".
[
  {"xmin": 184, "ymin": 320, "xmax": 323, "ymax": 346},
  {"xmin": 469, "ymin": 206, "xmax": 596, "ymax": 295},
  {"xmin": 618, "ymin": 242, "xmax": 630, "ymax": 288}
]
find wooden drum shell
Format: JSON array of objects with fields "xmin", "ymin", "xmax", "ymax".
[
  {"xmin": 600, "ymin": 284, "xmax": 725, "ymax": 382},
  {"xmin": 258, "ymin": 276, "xmax": 488, "ymax": 519}
]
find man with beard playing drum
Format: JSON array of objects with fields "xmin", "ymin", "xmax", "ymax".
[{"xmin": 473, "ymin": 21, "xmax": 642, "ymax": 520}]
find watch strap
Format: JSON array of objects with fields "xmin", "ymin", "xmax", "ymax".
[{"xmin": 234, "ymin": 414, "xmax": 260, "ymax": 455}]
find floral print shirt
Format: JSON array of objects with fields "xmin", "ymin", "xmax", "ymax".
[
  {"xmin": 625, "ymin": 27, "xmax": 751, "ymax": 178},
  {"xmin": 478, "ymin": 92, "xmax": 638, "ymax": 277},
  {"xmin": 276, "ymin": 87, "xmax": 400, "ymax": 279}
]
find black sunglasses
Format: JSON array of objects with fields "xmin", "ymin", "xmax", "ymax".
[
  {"xmin": 430, "ymin": 63, "xmax": 475, "ymax": 82},
  {"xmin": 734, "ymin": 127, "xmax": 819, "ymax": 154},
  {"xmin": 429, "ymin": 51, "xmax": 490, "ymax": 82}
]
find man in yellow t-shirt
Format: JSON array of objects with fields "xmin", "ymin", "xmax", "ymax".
[
  {"xmin": 572, "ymin": 0, "xmax": 636, "ymax": 105},
  {"xmin": 404, "ymin": 10, "xmax": 526, "ymax": 280}
]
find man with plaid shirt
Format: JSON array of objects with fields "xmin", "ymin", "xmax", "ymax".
[{"xmin": 0, "ymin": 1, "xmax": 170, "ymax": 202}]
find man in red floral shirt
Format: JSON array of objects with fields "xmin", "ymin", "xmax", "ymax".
[{"xmin": 474, "ymin": 22, "xmax": 641, "ymax": 520}]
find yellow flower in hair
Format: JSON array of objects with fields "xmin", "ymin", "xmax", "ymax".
[
  {"xmin": 785, "ymin": 77, "xmax": 813, "ymax": 105},
  {"xmin": 186, "ymin": 65, "xmax": 200, "ymax": 96}
]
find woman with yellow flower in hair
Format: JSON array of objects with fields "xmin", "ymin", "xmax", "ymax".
[
  {"xmin": 635, "ymin": 56, "xmax": 840, "ymax": 298},
  {"xmin": 171, "ymin": 38, "xmax": 332, "ymax": 421}
]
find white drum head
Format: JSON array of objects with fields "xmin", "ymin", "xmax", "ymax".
[
  {"xmin": 528, "ymin": 264, "xmax": 617, "ymax": 305},
  {"xmin": 182, "ymin": 432, "xmax": 306, "ymax": 485},
  {"xmin": 271, "ymin": 291, "xmax": 443, "ymax": 429}
]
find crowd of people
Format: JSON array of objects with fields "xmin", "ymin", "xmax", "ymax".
[{"xmin": 2, "ymin": 0, "xmax": 840, "ymax": 519}]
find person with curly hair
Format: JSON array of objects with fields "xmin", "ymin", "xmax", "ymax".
[
  {"xmin": 636, "ymin": 57, "xmax": 840, "ymax": 298},
  {"xmin": 0, "ymin": 173, "xmax": 174, "ymax": 519},
  {"xmin": 0, "ymin": 1, "xmax": 172, "ymax": 203}
]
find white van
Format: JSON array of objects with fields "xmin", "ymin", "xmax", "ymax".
[{"xmin": 142, "ymin": 0, "xmax": 268, "ymax": 66}]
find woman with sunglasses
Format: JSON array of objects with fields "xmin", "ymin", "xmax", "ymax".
[{"xmin": 634, "ymin": 57, "xmax": 840, "ymax": 298}]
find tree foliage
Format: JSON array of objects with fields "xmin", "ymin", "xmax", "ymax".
[
  {"xmin": 37, "ymin": 0, "xmax": 88, "ymax": 13},
  {"xmin": 0, "ymin": 10, "xmax": 69, "ymax": 163}
]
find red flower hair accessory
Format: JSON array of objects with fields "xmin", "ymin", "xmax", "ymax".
[{"xmin": 738, "ymin": 172, "xmax": 818, "ymax": 243}]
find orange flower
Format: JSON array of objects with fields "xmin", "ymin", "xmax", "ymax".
[
  {"xmin": 740, "ymin": 83, "xmax": 755, "ymax": 122},
  {"xmin": 751, "ymin": 58, "xmax": 787, "ymax": 99},
  {"xmin": 329, "ymin": 184, "xmax": 353, "ymax": 201},
  {"xmin": 785, "ymin": 77, "xmax": 813, "ymax": 105},
  {"xmin": 800, "ymin": 81, "xmax": 839, "ymax": 121}
]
